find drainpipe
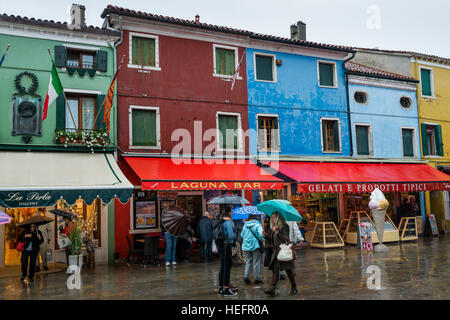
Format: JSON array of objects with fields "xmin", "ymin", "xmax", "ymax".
[{"xmin": 343, "ymin": 52, "xmax": 356, "ymax": 157}]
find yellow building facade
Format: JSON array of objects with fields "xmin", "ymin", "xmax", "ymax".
[{"xmin": 411, "ymin": 54, "xmax": 450, "ymax": 232}]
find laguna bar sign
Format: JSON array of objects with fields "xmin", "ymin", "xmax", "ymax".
[
  {"xmin": 1, "ymin": 191, "xmax": 53, "ymax": 208},
  {"xmin": 141, "ymin": 181, "xmax": 284, "ymax": 190},
  {"xmin": 299, "ymin": 182, "xmax": 450, "ymax": 194}
]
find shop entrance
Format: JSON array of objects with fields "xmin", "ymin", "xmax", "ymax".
[
  {"xmin": 177, "ymin": 195, "xmax": 203, "ymax": 230},
  {"xmin": 2, "ymin": 207, "xmax": 46, "ymax": 266}
]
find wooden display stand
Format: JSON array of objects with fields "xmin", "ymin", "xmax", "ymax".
[
  {"xmin": 398, "ymin": 217, "xmax": 418, "ymax": 241},
  {"xmin": 308, "ymin": 222, "xmax": 345, "ymax": 249},
  {"xmin": 304, "ymin": 222, "xmax": 316, "ymax": 243},
  {"xmin": 345, "ymin": 211, "xmax": 399, "ymax": 245},
  {"xmin": 338, "ymin": 219, "xmax": 349, "ymax": 240}
]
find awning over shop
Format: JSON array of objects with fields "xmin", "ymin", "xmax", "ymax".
[
  {"xmin": 0, "ymin": 152, "xmax": 133, "ymax": 208},
  {"xmin": 123, "ymin": 157, "xmax": 285, "ymax": 190},
  {"xmin": 267, "ymin": 161, "xmax": 450, "ymax": 194}
]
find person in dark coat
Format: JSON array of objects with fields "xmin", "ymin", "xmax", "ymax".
[
  {"xmin": 264, "ymin": 212, "xmax": 297, "ymax": 296},
  {"xmin": 196, "ymin": 211, "xmax": 214, "ymax": 262},
  {"xmin": 19, "ymin": 223, "xmax": 44, "ymax": 282}
]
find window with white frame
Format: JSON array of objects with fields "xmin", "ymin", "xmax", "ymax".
[
  {"xmin": 129, "ymin": 106, "xmax": 161, "ymax": 149},
  {"xmin": 402, "ymin": 128, "xmax": 415, "ymax": 157},
  {"xmin": 318, "ymin": 61, "xmax": 337, "ymax": 87},
  {"xmin": 355, "ymin": 124, "xmax": 372, "ymax": 156},
  {"xmin": 321, "ymin": 118, "xmax": 341, "ymax": 152},
  {"xmin": 257, "ymin": 114, "xmax": 280, "ymax": 152},
  {"xmin": 216, "ymin": 112, "xmax": 242, "ymax": 151},
  {"xmin": 213, "ymin": 44, "xmax": 239, "ymax": 77},
  {"xmin": 420, "ymin": 67, "xmax": 434, "ymax": 97},
  {"xmin": 128, "ymin": 33, "xmax": 160, "ymax": 70},
  {"xmin": 254, "ymin": 53, "xmax": 276, "ymax": 82}
]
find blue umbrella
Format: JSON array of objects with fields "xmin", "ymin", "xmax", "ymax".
[
  {"xmin": 207, "ymin": 195, "xmax": 250, "ymax": 205},
  {"xmin": 232, "ymin": 206, "xmax": 265, "ymax": 220},
  {"xmin": 256, "ymin": 199, "xmax": 302, "ymax": 222}
]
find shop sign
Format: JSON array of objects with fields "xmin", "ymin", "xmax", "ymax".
[
  {"xmin": 0, "ymin": 191, "xmax": 53, "ymax": 208},
  {"xmin": 298, "ymin": 182, "xmax": 449, "ymax": 194},
  {"xmin": 142, "ymin": 181, "xmax": 284, "ymax": 191}
]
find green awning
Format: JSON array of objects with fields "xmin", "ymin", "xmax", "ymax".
[{"xmin": 0, "ymin": 152, "xmax": 133, "ymax": 208}]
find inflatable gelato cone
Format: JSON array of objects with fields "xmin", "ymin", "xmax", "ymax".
[{"xmin": 370, "ymin": 188, "xmax": 390, "ymax": 252}]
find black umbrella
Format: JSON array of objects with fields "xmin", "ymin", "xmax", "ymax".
[
  {"xmin": 17, "ymin": 215, "xmax": 53, "ymax": 228},
  {"xmin": 49, "ymin": 209, "xmax": 77, "ymax": 220},
  {"xmin": 161, "ymin": 206, "xmax": 191, "ymax": 237}
]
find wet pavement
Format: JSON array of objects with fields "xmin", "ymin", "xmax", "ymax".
[{"xmin": 0, "ymin": 236, "xmax": 449, "ymax": 300}]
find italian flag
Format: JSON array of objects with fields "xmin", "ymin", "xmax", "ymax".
[{"xmin": 43, "ymin": 62, "xmax": 63, "ymax": 120}]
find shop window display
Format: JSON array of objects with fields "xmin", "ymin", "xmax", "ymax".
[
  {"xmin": 55, "ymin": 199, "xmax": 101, "ymax": 249},
  {"xmin": 290, "ymin": 193, "xmax": 338, "ymax": 224}
]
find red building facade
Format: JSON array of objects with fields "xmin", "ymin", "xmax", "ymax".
[{"xmin": 102, "ymin": 6, "xmax": 261, "ymax": 259}]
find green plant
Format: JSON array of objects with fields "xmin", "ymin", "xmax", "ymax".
[{"xmin": 69, "ymin": 221, "xmax": 83, "ymax": 255}]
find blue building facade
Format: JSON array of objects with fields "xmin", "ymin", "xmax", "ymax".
[
  {"xmin": 346, "ymin": 62, "xmax": 421, "ymax": 159},
  {"xmin": 246, "ymin": 47, "xmax": 352, "ymax": 158}
]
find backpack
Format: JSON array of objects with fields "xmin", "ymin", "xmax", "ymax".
[{"xmin": 213, "ymin": 218, "xmax": 227, "ymax": 245}]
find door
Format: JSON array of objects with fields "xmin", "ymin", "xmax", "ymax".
[{"xmin": 177, "ymin": 195, "xmax": 203, "ymax": 231}]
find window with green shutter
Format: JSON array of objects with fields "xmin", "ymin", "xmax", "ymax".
[
  {"xmin": 255, "ymin": 55, "xmax": 274, "ymax": 81},
  {"xmin": 402, "ymin": 128, "xmax": 414, "ymax": 157},
  {"xmin": 131, "ymin": 108, "xmax": 157, "ymax": 147},
  {"xmin": 215, "ymin": 47, "xmax": 235, "ymax": 76},
  {"xmin": 218, "ymin": 114, "xmax": 239, "ymax": 149},
  {"xmin": 132, "ymin": 36, "xmax": 156, "ymax": 67},
  {"xmin": 356, "ymin": 125, "xmax": 370, "ymax": 156},
  {"xmin": 435, "ymin": 125, "xmax": 444, "ymax": 156},
  {"xmin": 319, "ymin": 62, "xmax": 335, "ymax": 87},
  {"xmin": 420, "ymin": 68, "xmax": 433, "ymax": 96}
]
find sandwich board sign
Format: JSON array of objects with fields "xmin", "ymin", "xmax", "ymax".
[
  {"xmin": 357, "ymin": 222, "xmax": 373, "ymax": 251},
  {"xmin": 428, "ymin": 214, "xmax": 439, "ymax": 236}
]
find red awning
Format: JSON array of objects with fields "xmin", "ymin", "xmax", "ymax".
[
  {"xmin": 124, "ymin": 157, "xmax": 285, "ymax": 190},
  {"xmin": 270, "ymin": 162, "xmax": 450, "ymax": 193}
]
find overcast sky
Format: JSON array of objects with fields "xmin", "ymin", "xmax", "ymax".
[{"xmin": 3, "ymin": 0, "xmax": 450, "ymax": 58}]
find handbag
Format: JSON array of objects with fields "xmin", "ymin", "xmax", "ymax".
[
  {"xmin": 58, "ymin": 235, "xmax": 71, "ymax": 249},
  {"xmin": 277, "ymin": 243, "xmax": 294, "ymax": 262},
  {"xmin": 16, "ymin": 241, "xmax": 25, "ymax": 252},
  {"xmin": 248, "ymin": 227, "xmax": 264, "ymax": 254}
]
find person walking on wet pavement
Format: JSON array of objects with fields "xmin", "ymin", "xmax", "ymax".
[
  {"xmin": 280, "ymin": 220, "xmax": 304, "ymax": 281},
  {"xmin": 36, "ymin": 223, "xmax": 51, "ymax": 272},
  {"xmin": 214, "ymin": 205, "xmax": 237, "ymax": 296},
  {"xmin": 264, "ymin": 212, "xmax": 297, "ymax": 296},
  {"xmin": 241, "ymin": 214, "xmax": 265, "ymax": 285},
  {"xmin": 20, "ymin": 223, "xmax": 44, "ymax": 282},
  {"xmin": 196, "ymin": 211, "xmax": 214, "ymax": 262}
]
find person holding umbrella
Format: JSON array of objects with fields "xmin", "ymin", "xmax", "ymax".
[
  {"xmin": 19, "ymin": 223, "xmax": 44, "ymax": 282},
  {"xmin": 257, "ymin": 200, "xmax": 301, "ymax": 296}
]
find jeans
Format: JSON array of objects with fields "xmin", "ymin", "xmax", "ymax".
[
  {"xmin": 165, "ymin": 233, "xmax": 178, "ymax": 263},
  {"xmin": 244, "ymin": 249, "xmax": 262, "ymax": 281},
  {"xmin": 21, "ymin": 250, "xmax": 38, "ymax": 279},
  {"xmin": 218, "ymin": 244, "xmax": 233, "ymax": 287},
  {"xmin": 199, "ymin": 242, "xmax": 212, "ymax": 261}
]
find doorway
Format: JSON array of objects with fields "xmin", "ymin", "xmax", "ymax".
[{"xmin": 177, "ymin": 195, "xmax": 203, "ymax": 231}]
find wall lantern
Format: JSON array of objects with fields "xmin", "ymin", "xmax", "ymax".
[{"xmin": 276, "ymin": 59, "xmax": 282, "ymax": 66}]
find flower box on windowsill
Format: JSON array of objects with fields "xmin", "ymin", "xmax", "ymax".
[{"xmin": 54, "ymin": 129, "xmax": 111, "ymax": 149}]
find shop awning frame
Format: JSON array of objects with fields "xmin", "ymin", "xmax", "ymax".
[
  {"xmin": 0, "ymin": 152, "xmax": 133, "ymax": 208},
  {"xmin": 262, "ymin": 161, "xmax": 450, "ymax": 194},
  {"xmin": 123, "ymin": 157, "xmax": 286, "ymax": 191}
]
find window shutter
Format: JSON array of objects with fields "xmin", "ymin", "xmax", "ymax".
[
  {"xmin": 54, "ymin": 46, "xmax": 67, "ymax": 68},
  {"xmin": 321, "ymin": 120, "xmax": 326, "ymax": 151},
  {"xmin": 420, "ymin": 69, "xmax": 432, "ymax": 96},
  {"xmin": 402, "ymin": 129, "xmax": 414, "ymax": 157},
  {"xmin": 56, "ymin": 95, "xmax": 66, "ymax": 129},
  {"xmin": 421, "ymin": 123, "xmax": 429, "ymax": 156},
  {"xmin": 356, "ymin": 126, "xmax": 369, "ymax": 155},
  {"xmin": 333, "ymin": 121, "xmax": 340, "ymax": 152},
  {"xmin": 319, "ymin": 63, "xmax": 334, "ymax": 86},
  {"xmin": 132, "ymin": 109, "xmax": 157, "ymax": 146},
  {"xmin": 96, "ymin": 95, "xmax": 106, "ymax": 130},
  {"xmin": 257, "ymin": 117, "xmax": 264, "ymax": 149},
  {"xmin": 95, "ymin": 50, "xmax": 107, "ymax": 72},
  {"xmin": 255, "ymin": 55, "xmax": 273, "ymax": 81},
  {"xmin": 273, "ymin": 117, "xmax": 280, "ymax": 150},
  {"xmin": 435, "ymin": 125, "xmax": 444, "ymax": 156}
]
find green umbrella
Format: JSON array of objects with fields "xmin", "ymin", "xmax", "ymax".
[{"xmin": 256, "ymin": 199, "xmax": 302, "ymax": 222}]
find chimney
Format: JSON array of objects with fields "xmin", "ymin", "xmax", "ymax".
[
  {"xmin": 290, "ymin": 21, "xmax": 306, "ymax": 41},
  {"xmin": 69, "ymin": 4, "xmax": 86, "ymax": 29},
  {"xmin": 195, "ymin": 14, "xmax": 200, "ymax": 23}
]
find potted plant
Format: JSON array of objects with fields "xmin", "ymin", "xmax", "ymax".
[{"xmin": 68, "ymin": 220, "xmax": 83, "ymax": 271}]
